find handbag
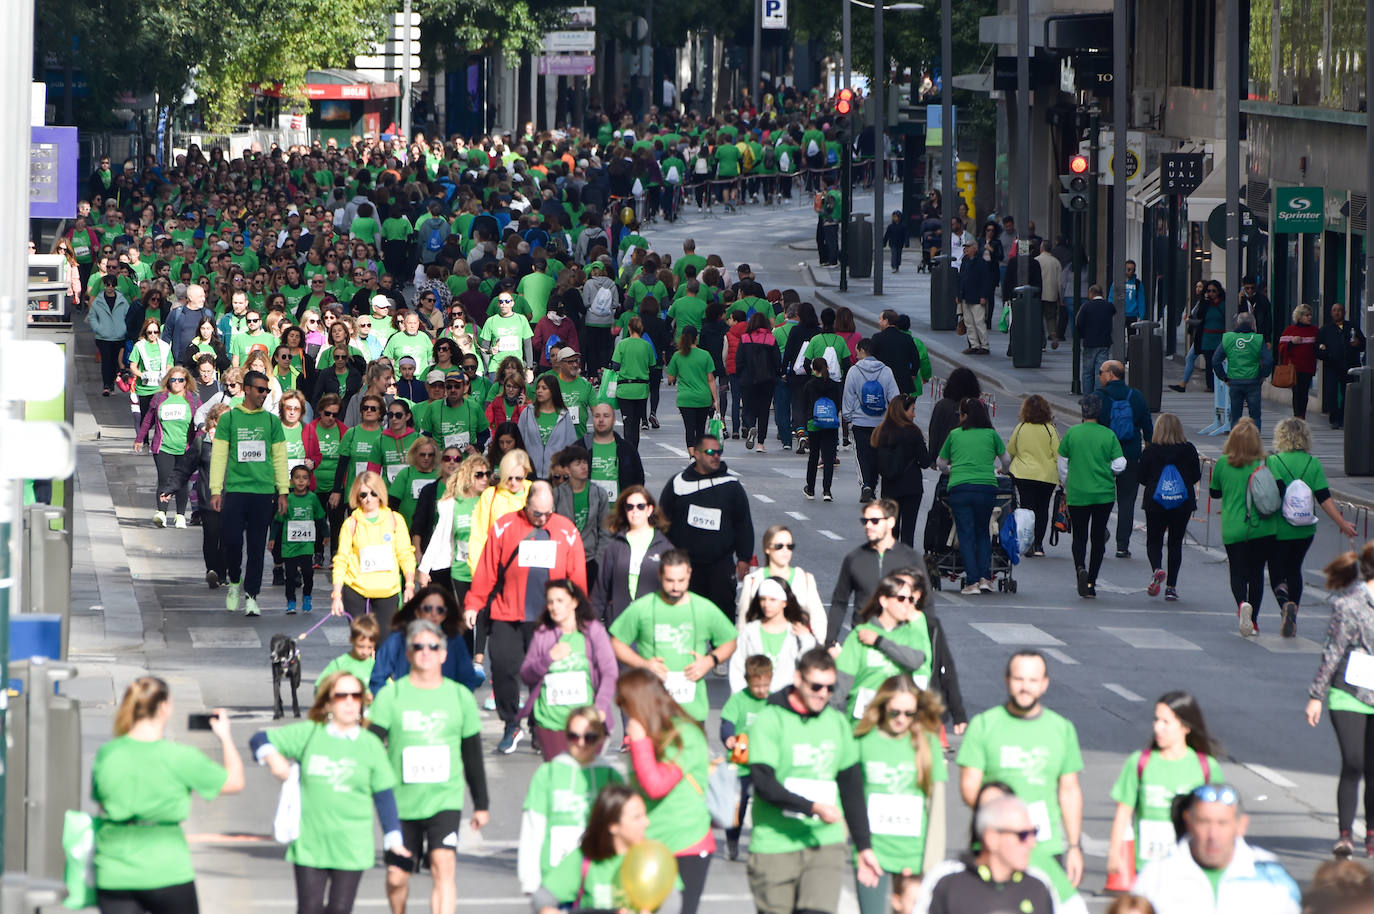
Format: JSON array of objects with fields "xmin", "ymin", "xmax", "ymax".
[
  {"xmin": 1272, "ymin": 362, "xmax": 1296, "ymax": 388},
  {"xmin": 62, "ymin": 810, "xmax": 98, "ymax": 910},
  {"xmin": 273, "ymin": 762, "xmax": 303, "ymax": 844},
  {"xmin": 1049, "ymin": 487, "xmax": 1071, "ymax": 547},
  {"xmin": 686, "ymin": 760, "xmax": 742, "ymax": 829},
  {"xmin": 956, "ymin": 317, "xmax": 967, "ymax": 336}
]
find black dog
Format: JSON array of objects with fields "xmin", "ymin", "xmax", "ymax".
[{"xmin": 270, "ymin": 634, "xmax": 302, "ymax": 720}]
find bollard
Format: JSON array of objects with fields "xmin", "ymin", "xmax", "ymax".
[
  {"xmin": 1344, "ymin": 367, "xmax": 1374, "ymax": 476},
  {"xmin": 1010, "ymin": 286, "xmax": 1043, "ymax": 368},
  {"xmin": 930, "ymin": 255, "xmax": 959, "ymax": 331},
  {"xmin": 21, "ymin": 505, "xmax": 70, "ymax": 659},
  {"xmin": 3, "ymin": 660, "xmax": 80, "ymax": 882},
  {"xmin": 1127, "ymin": 320, "xmax": 1165, "ymax": 412},
  {"xmin": 848, "ymin": 214, "xmax": 873, "ymax": 279}
]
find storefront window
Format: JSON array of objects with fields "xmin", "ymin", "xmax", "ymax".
[{"xmin": 1249, "ymin": 0, "xmax": 1366, "ymax": 109}]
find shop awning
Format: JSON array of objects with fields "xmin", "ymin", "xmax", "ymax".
[
  {"xmin": 253, "ymin": 69, "xmax": 399, "ymax": 101},
  {"xmin": 1186, "ymin": 151, "xmax": 1226, "ymax": 212}
]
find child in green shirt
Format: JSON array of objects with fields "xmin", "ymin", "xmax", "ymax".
[
  {"xmin": 719, "ymin": 654, "xmax": 773, "ymax": 860},
  {"xmin": 314, "ymin": 614, "xmax": 381, "ymax": 697},
  {"xmin": 269, "ymin": 467, "xmax": 327, "ymax": 614}
]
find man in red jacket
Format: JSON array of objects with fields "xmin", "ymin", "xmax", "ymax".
[{"xmin": 464, "ymin": 480, "xmax": 587, "ymax": 753}]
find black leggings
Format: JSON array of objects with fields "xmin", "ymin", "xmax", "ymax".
[
  {"xmin": 153, "ymin": 450, "xmax": 189, "ymax": 514},
  {"xmin": 201, "ymin": 508, "xmax": 226, "ymax": 578},
  {"xmin": 1268, "ymin": 534, "xmax": 1314, "ymax": 609},
  {"xmin": 339, "ymin": 585, "xmax": 399, "ymax": 638},
  {"xmin": 95, "ymin": 338, "xmax": 124, "ymax": 390},
  {"xmin": 679, "ymin": 406, "xmax": 711, "ymax": 450},
  {"xmin": 1145, "ymin": 507, "xmax": 1192, "ymax": 586},
  {"xmin": 293, "ymin": 864, "xmax": 363, "ymax": 914},
  {"xmin": 98, "ymin": 882, "xmax": 199, "ymax": 914},
  {"xmin": 1068, "ymin": 503, "xmax": 1113, "ymax": 582},
  {"xmin": 619, "ymin": 397, "xmax": 647, "ymax": 450},
  {"xmin": 743, "ymin": 382, "xmax": 773, "ymax": 442},
  {"xmin": 805, "ymin": 429, "xmax": 839, "ymax": 493},
  {"xmin": 317, "ymin": 490, "xmax": 346, "ymax": 553},
  {"xmin": 1331, "ymin": 709, "xmax": 1374, "ymax": 834},
  {"xmin": 1014, "ymin": 478, "xmax": 1055, "ymax": 550},
  {"xmin": 649, "ymin": 367, "xmax": 664, "ymax": 415},
  {"xmin": 285, "ymin": 554, "xmax": 315, "ymax": 601},
  {"xmin": 1292, "ymin": 371, "xmax": 1314, "ymax": 419},
  {"xmin": 884, "ymin": 491, "xmax": 923, "ymax": 548},
  {"xmin": 1224, "ymin": 536, "xmax": 1274, "ymax": 620},
  {"xmin": 677, "ymin": 850, "xmax": 712, "ymax": 914}
]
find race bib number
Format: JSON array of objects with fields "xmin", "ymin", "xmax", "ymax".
[
  {"xmin": 286, "ymin": 521, "xmax": 315, "ymax": 543},
  {"xmin": 354, "ymin": 461, "xmax": 370, "ymax": 477},
  {"xmin": 519, "ymin": 540, "xmax": 558, "ymax": 569},
  {"xmin": 664, "ymin": 672, "xmax": 696, "ymax": 704},
  {"xmin": 591, "ymin": 478, "xmax": 618, "ymax": 499},
  {"xmin": 867, "ymin": 793, "xmax": 924, "ymax": 837},
  {"xmin": 1026, "ymin": 800, "xmax": 1053, "ymax": 843},
  {"xmin": 566, "ymin": 405, "xmax": 580, "ymax": 424},
  {"xmin": 1346, "ymin": 650, "xmax": 1374, "ymax": 690},
  {"xmin": 385, "ymin": 463, "xmax": 403, "ymax": 482},
  {"xmin": 548, "ymin": 825, "xmax": 584, "ymax": 866},
  {"xmin": 401, "ymin": 744, "xmax": 450, "ymax": 784},
  {"xmin": 852, "ymin": 687, "xmax": 876, "ymax": 719},
  {"xmin": 544, "ymin": 671, "xmax": 589, "ymax": 706},
  {"xmin": 443, "ymin": 432, "xmax": 470, "ymax": 450},
  {"xmin": 411, "ymin": 478, "xmax": 430, "ymax": 500},
  {"xmin": 454, "ymin": 540, "xmax": 470, "ymax": 562},
  {"xmin": 1138, "ymin": 819, "xmax": 1178, "ymax": 862},
  {"xmin": 687, "ymin": 505, "xmax": 721, "ymax": 531},
  {"xmin": 783, "ymin": 777, "xmax": 838, "ymax": 819},
  {"xmin": 237, "ymin": 439, "xmax": 266, "ymax": 462},
  {"xmin": 159, "ymin": 402, "xmax": 188, "ymax": 421},
  {"xmin": 141, "ymin": 370, "xmax": 160, "ymax": 386},
  {"xmin": 359, "ymin": 544, "xmax": 396, "ymax": 575}
]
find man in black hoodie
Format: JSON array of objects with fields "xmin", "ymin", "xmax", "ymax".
[
  {"xmin": 869, "ymin": 309, "xmax": 921, "ymax": 395},
  {"xmin": 658, "ymin": 433, "xmax": 755, "ymax": 619}
]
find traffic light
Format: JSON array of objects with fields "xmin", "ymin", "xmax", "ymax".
[
  {"xmin": 835, "ymin": 89, "xmax": 853, "ymax": 116},
  {"xmin": 1059, "ymin": 154, "xmax": 1090, "ymax": 212}
]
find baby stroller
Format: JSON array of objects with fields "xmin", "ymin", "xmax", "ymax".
[
  {"xmin": 918, "ymin": 217, "xmax": 942, "ymax": 273},
  {"xmin": 923, "ymin": 475, "xmax": 1020, "ymax": 593}
]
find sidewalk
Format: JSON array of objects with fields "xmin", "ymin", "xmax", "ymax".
[{"xmin": 800, "ymin": 240, "xmax": 1374, "ymax": 513}]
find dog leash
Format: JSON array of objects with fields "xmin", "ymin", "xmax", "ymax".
[{"xmin": 298, "ymin": 611, "xmax": 353, "ymax": 641}]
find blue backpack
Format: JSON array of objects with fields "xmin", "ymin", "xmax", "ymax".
[
  {"xmin": 1107, "ymin": 396, "xmax": 1136, "ymax": 441},
  {"xmin": 1152, "ymin": 464, "xmax": 1188, "ymax": 508},
  {"xmin": 813, "ymin": 396, "xmax": 840, "ymax": 428},
  {"xmin": 860, "ymin": 378, "xmax": 888, "ymax": 418}
]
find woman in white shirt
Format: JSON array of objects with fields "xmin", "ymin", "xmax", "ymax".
[{"xmin": 735, "ymin": 524, "xmax": 826, "ymax": 638}]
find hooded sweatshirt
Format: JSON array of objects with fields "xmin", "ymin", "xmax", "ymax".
[
  {"xmin": 841, "ymin": 357, "xmax": 899, "ymax": 426},
  {"xmin": 658, "ymin": 460, "xmax": 754, "ymax": 566}
]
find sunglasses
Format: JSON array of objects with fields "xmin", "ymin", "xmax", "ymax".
[
  {"xmin": 168, "ymin": 376, "xmax": 187, "ymax": 384},
  {"xmin": 442, "ymin": 455, "xmax": 463, "ymax": 463},
  {"xmin": 417, "ymin": 451, "xmax": 437, "ymax": 460},
  {"xmin": 551, "ymin": 473, "xmax": 569, "ymax": 483},
  {"xmin": 321, "ymin": 410, "xmax": 339, "ymax": 418},
  {"xmin": 861, "ymin": 516, "xmax": 890, "ymax": 525},
  {"xmin": 887, "ymin": 593, "xmax": 915, "ymax": 603},
  {"xmin": 418, "ymin": 603, "xmax": 449, "ymax": 615},
  {"xmin": 361, "ymin": 404, "xmax": 381, "ymax": 412},
  {"xmin": 802, "ymin": 680, "xmax": 835, "ymax": 693},
  {"xmin": 528, "ymin": 508, "xmax": 553, "ymax": 520},
  {"xmin": 331, "ymin": 690, "xmax": 363, "ymax": 701},
  {"xmin": 996, "ymin": 828, "xmax": 1038, "ymax": 843},
  {"xmin": 507, "ymin": 474, "xmax": 527, "ymax": 482},
  {"xmin": 249, "ymin": 385, "xmax": 271, "ymax": 394},
  {"xmin": 247, "ymin": 317, "xmax": 262, "ymax": 324},
  {"xmin": 474, "ymin": 470, "xmax": 489, "ymax": 478},
  {"xmin": 410, "ymin": 642, "xmax": 445, "ymax": 652},
  {"xmin": 277, "ymin": 353, "xmax": 291, "ymax": 361},
  {"xmin": 358, "ymin": 490, "xmax": 379, "ymax": 499},
  {"xmin": 625, "ymin": 502, "xmax": 651, "ymax": 512},
  {"xmin": 387, "ymin": 411, "xmax": 408, "ymax": 419},
  {"xmin": 566, "ymin": 730, "xmax": 605, "ymax": 744},
  {"xmin": 145, "ymin": 329, "xmax": 160, "ymax": 336},
  {"xmin": 1192, "ymin": 784, "xmax": 1238, "ymax": 805},
  {"xmin": 886, "ymin": 708, "xmax": 917, "ymax": 719},
  {"xmin": 770, "ymin": 542, "xmax": 794, "ymax": 551},
  {"xmin": 700, "ymin": 448, "xmax": 723, "ymax": 456}
]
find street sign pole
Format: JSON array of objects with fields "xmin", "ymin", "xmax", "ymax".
[
  {"xmin": 400, "ymin": 0, "xmax": 413, "ymax": 141},
  {"xmin": 872, "ymin": 0, "xmax": 885, "ymax": 294}
]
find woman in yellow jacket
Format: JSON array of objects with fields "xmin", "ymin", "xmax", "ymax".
[
  {"xmin": 465, "ymin": 448, "xmax": 533, "ymax": 670},
  {"xmin": 1005, "ymin": 394, "xmax": 1060, "ymax": 557},
  {"xmin": 331, "ymin": 470, "xmax": 416, "ymax": 635}
]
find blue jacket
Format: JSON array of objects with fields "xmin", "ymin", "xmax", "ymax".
[
  {"xmin": 86, "ymin": 291, "xmax": 130, "ymax": 341},
  {"xmin": 1095, "ymin": 379, "xmax": 1153, "ymax": 461},
  {"xmin": 369, "ymin": 630, "xmax": 484, "ymax": 695}
]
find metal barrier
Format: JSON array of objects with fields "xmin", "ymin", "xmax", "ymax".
[
  {"xmin": 21, "ymin": 505, "xmax": 70, "ymax": 659},
  {"xmin": 0, "ymin": 874, "xmax": 63, "ymax": 914},
  {"xmin": 4, "ymin": 660, "xmax": 81, "ymax": 882}
]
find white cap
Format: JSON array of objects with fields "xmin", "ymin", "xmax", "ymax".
[
  {"xmin": 756, "ymin": 578, "xmax": 789, "ymax": 602},
  {"xmin": 371, "ymin": 294, "xmax": 392, "ymax": 310}
]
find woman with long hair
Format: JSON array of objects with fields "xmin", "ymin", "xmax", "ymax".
[
  {"xmin": 367, "ymin": 585, "xmax": 482, "ymax": 695},
  {"xmin": 616, "ymin": 669, "xmax": 714, "ymax": 914},
  {"xmin": 1006, "ymin": 395, "xmax": 1059, "ymax": 556},
  {"xmin": 666, "ymin": 325, "xmax": 719, "ymax": 451},
  {"xmin": 1209, "ymin": 417, "xmax": 1276, "ymax": 634},
  {"xmin": 853, "ymin": 675, "xmax": 947, "ymax": 914},
  {"xmin": 417, "ymin": 451, "xmax": 490, "ymax": 603},
  {"xmin": 1059, "ymin": 394, "xmax": 1126, "ymax": 599},
  {"xmin": 386, "ymin": 436, "xmax": 440, "ymax": 529},
  {"xmin": 591, "ymin": 485, "xmax": 675, "ymax": 627},
  {"xmin": 466, "ymin": 448, "xmax": 533, "ymax": 573},
  {"xmin": 379, "ymin": 397, "xmax": 421, "ymax": 485},
  {"xmin": 520, "ymin": 580, "xmax": 619, "ymax": 759},
  {"xmin": 91, "ymin": 678, "xmax": 243, "ymax": 914},
  {"xmin": 129, "ymin": 316, "xmax": 174, "ymax": 425},
  {"xmin": 134, "ymin": 364, "xmax": 200, "ymax": 528},
  {"xmin": 935, "ymin": 398, "xmax": 1009, "ymax": 595},
  {"xmin": 1136, "ymin": 413, "xmax": 1202, "ymax": 601},
  {"xmin": 736, "ymin": 524, "xmax": 828, "ymax": 635},
  {"xmin": 1308, "ymin": 543, "xmax": 1374, "ymax": 858},
  {"xmin": 609, "ymin": 315, "xmax": 657, "ymax": 450},
  {"xmin": 332, "ymin": 392, "xmax": 385, "ymax": 508},
  {"xmin": 1107, "ymin": 691, "xmax": 1223, "ymax": 877},
  {"xmin": 182, "ymin": 313, "xmax": 229, "ymax": 371},
  {"xmin": 731, "ymin": 577, "xmax": 817, "ymax": 692},
  {"xmin": 484, "ymin": 420, "xmax": 525, "ymax": 469},
  {"xmin": 736, "ymin": 312, "xmax": 782, "ymax": 453},
  {"xmin": 516, "ymin": 375, "xmax": 578, "ymax": 478},
  {"xmin": 834, "ymin": 572, "xmax": 932, "ymax": 720},
  {"xmin": 872, "ymin": 395, "xmax": 930, "ymax": 547},
  {"xmin": 927, "ymin": 368, "xmax": 982, "ymax": 459}
]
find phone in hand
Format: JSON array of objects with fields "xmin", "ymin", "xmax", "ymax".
[{"xmin": 187, "ymin": 712, "xmax": 216, "ymax": 731}]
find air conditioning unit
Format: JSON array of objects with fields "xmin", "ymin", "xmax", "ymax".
[{"xmin": 1131, "ymin": 90, "xmax": 1159, "ymax": 128}]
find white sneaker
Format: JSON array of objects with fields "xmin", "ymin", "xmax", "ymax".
[
  {"xmin": 226, "ymin": 582, "xmax": 242, "ymax": 613},
  {"xmin": 961, "ymin": 584, "xmax": 981, "ymax": 596},
  {"xmin": 153, "ymin": 511, "xmax": 167, "ymax": 528},
  {"xmin": 244, "ymin": 596, "xmax": 261, "ymax": 617},
  {"xmin": 173, "ymin": 514, "xmax": 188, "ymax": 529}
]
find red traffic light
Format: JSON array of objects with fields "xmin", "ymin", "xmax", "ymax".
[
  {"xmin": 1069, "ymin": 153, "xmax": 1090, "ymax": 175},
  {"xmin": 836, "ymin": 88, "xmax": 853, "ymax": 115}
]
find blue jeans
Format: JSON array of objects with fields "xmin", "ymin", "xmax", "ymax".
[
  {"xmin": 1081, "ymin": 346, "xmax": 1111, "ymax": 394},
  {"xmin": 1229, "ymin": 378, "xmax": 1262, "ymax": 430},
  {"xmin": 948, "ymin": 483, "xmax": 997, "ymax": 583}
]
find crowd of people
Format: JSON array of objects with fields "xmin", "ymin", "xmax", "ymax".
[{"xmin": 68, "ymin": 120, "xmax": 1373, "ymax": 914}]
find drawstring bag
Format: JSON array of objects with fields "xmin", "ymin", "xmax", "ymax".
[{"xmin": 62, "ymin": 810, "xmax": 98, "ymax": 909}]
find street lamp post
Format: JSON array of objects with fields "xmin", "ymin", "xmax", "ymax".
[{"xmin": 867, "ymin": 0, "xmax": 922, "ymax": 295}]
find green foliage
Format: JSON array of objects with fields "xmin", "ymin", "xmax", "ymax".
[{"xmin": 416, "ymin": 0, "xmax": 567, "ymax": 68}]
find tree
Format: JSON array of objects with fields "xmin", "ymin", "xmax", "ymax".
[{"xmin": 415, "ymin": 0, "xmax": 568, "ymax": 71}]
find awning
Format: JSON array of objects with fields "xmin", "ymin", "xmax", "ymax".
[
  {"xmin": 1130, "ymin": 166, "xmax": 1163, "ymax": 210},
  {"xmin": 1186, "ymin": 152, "xmax": 1226, "ymax": 212},
  {"xmin": 952, "ymin": 71, "xmax": 994, "ymax": 94},
  {"xmin": 252, "ymin": 69, "xmax": 399, "ymax": 101}
]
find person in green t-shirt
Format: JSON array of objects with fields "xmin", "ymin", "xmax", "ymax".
[
  {"xmin": 269, "ymin": 467, "xmax": 328, "ymax": 614},
  {"xmin": 665, "ymin": 328, "xmax": 719, "ymax": 451},
  {"xmin": 746, "ymin": 647, "xmax": 883, "ymax": 912},
  {"xmin": 1208, "ymin": 418, "xmax": 1279, "ymax": 635},
  {"xmin": 719, "ymin": 654, "xmax": 773, "ymax": 860},
  {"xmin": 935, "ymin": 399, "xmax": 1008, "ymax": 596},
  {"xmin": 135, "ymin": 367, "xmax": 198, "ymax": 527},
  {"xmin": 1057, "ymin": 395, "xmax": 1126, "ymax": 598},
  {"xmin": 853, "ymin": 675, "xmax": 948, "ymax": 914},
  {"xmin": 956, "ymin": 651, "xmax": 1085, "ymax": 907},
  {"xmin": 91, "ymin": 679, "xmax": 243, "ymax": 904},
  {"xmin": 315, "ymin": 614, "xmax": 381, "ymax": 695},
  {"xmin": 367, "ymin": 620, "xmax": 489, "ymax": 914},
  {"xmin": 388, "ymin": 438, "xmax": 441, "ymax": 529},
  {"xmin": 479, "ymin": 294, "xmax": 534, "ymax": 369},
  {"xmin": 1216, "ymin": 312, "xmax": 1269, "ymax": 431},
  {"xmin": 609, "ymin": 319, "xmax": 657, "ymax": 450},
  {"xmin": 526, "ymin": 580, "xmax": 619, "ymax": 755},
  {"xmin": 833, "ymin": 573, "xmax": 931, "ymax": 720},
  {"xmin": 1107, "ymin": 691, "xmax": 1224, "ymax": 875}
]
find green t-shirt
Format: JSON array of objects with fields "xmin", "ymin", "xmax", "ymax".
[
  {"xmin": 533, "ymin": 630, "xmax": 593, "ymax": 730},
  {"xmin": 131, "ymin": 340, "xmax": 168, "ymax": 396},
  {"xmin": 230, "ymin": 329, "xmax": 275, "ymax": 366},
  {"xmin": 1209, "ymin": 458, "xmax": 1279, "ymax": 544},
  {"xmin": 548, "ymin": 374, "xmax": 594, "ymax": 435},
  {"xmin": 421, "ymin": 397, "xmax": 488, "ymax": 450},
  {"xmin": 338, "ymin": 426, "xmax": 384, "ymax": 492},
  {"xmin": 383, "ymin": 332, "xmax": 434, "ymax": 378},
  {"xmin": 1110, "ymin": 749, "xmax": 1224, "ymax": 867},
  {"xmin": 479, "ymin": 313, "xmax": 533, "ymax": 360},
  {"xmin": 214, "ymin": 407, "xmax": 286, "ymax": 494},
  {"xmin": 389, "ymin": 466, "xmax": 439, "ymax": 528},
  {"xmin": 523, "ymin": 755, "xmax": 623, "ymax": 881},
  {"xmin": 627, "ymin": 720, "xmax": 713, "ymax": 851},
  {"xmin": 541, "ymin": 848, "xmax": 678, "ymax": 911},
  {"xmin": 572, "ymin": 486, "xmax": 590, "ymax": 530},
  {"xmin": 590, "ymin": 441, "xmax": 619, "ymax": 500},
  {"xmin": 277, "ymin": 491, "xmax": 326, "ymax": 558},
  {"xmin": 518, "ymin": 272, "xmax": 557, "ymax": 324},
  {"xmin": 1268, "ymin": 451, "xmax": 1328, "ymax": 540},
  {"xmin": 667, "ymin": 297, "xmax": 708, "ymax": 339},
  {"xmin": 91, "ymin": 737, "xmax": 227, "ymax": 890},
  {"xmin": 609, "ymin": 593, "xmax": 738, "ymax": 721},
  {"xmin": 312, "ymin": 423, "xmax": 343, "ymax": 492},
  {"xmin": 1220, "ymin": 331, "xmax": 1265, "ymax": 380},
  {"xmin": 714, "ymin": 143, "xmax": 742, "ymax": 177},
  {"xmin": 720, "ymin": 689, "xmax": 767, "ymax": 773},
  {"xmin": 749, "ymin": 699, "xmax": 859, "ymax": 854},
  {"xmin": 448, "ymin": 494, "xmax": 482, "ymax": 583},
  {"xmin": 858, "ymin": 728, "xmax": 947, "ymax": 874},
  {"xmin": 1330, "ymin": 689, "xmax": 1374, "ymax": 714},
  {"xmin": 368, "ymin": 677, "xmax": 483, "ymax": 820},
  {"xmin": 955, "ymin": 705, "xmax": 1084, "ymax": 854},
  {"xmin": 666, "ymin": 348, "xmax": 716, "ymax": 408},
  {"xmin": 835, "ymin": 620, "xmax": 933, "ymax": 719},
  {"xmin": 380, "ymin": 431, "xmax": 421, "ymax": 484},
  {"xmin": 938, "ymin": 427, "xmax": 1006, "ymax": 490},
  {"xmin": 803, "ymin": 333, "xmax": 852, "ymax": 370},
  {"xmin": 350, "ymin": 216, "xmax": 381, "ymax": 245},
  {"xmin": 316, "ymin": 652, "xmax": 377, "ymax": 694},
  {"xmin": 1057, "ymin": 422, "xmax": 1123, "ymax": 506},
  {"xmin": 611, "ymin": 337, "xmax": 655, "ymax": 401},
  {"xmin": 156, "ymin": 393, "xmax": 192, "ymax": 455},
  {"xmin": 380, "ymin": 216, "xmax": 413, "ymax": 242},
  {"xmin": 266, "ymin": 721, "xmax": 396, "ymax": 870},
  {"xmin": 536, "ymin": 408, "xmax": 558, "ymax": 444},
  {"xmin": 674, "ymin": 254, "xmax": 707, "ymax": 282}
]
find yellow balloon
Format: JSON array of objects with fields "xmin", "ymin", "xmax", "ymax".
[
  {"xmin": 621, "ymin": 839, "xmax": 677, "ymax": 911},
  {"xmin": 620, "ymin": 206, "xmax": 636, "ymax": 226}
]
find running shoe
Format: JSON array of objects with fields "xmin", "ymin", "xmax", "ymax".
[
  {"xmin": 303, "ymin": 595, "xmax": 313, "ymax": 614},
  {"xmin": 978, "ymin": 578, "xmax": 994, "ymax": 593},
  {"xmin": 483, "ymin": 696, "xmax": 497, "ymax": 711},
  {"xmin": 226, "ymin": 582, "xmax": 241, "ymax": 612},
  {"xmin": 1164, "ymin": 586, "xmax": 1179, "ymax": 602},
  {"xmin": 1335, "ymin": 832, "xmax": 1355, "ymax": 858},
  {"xmin": 727, "ymin": 837, "xmax": 740, "ymax": 861},
  {"xmin": 803, "ymin": 485, "xmax": 815, "ymax": 500},
  {"xmin": 781, "ymin": 442, "xmax": 791, "ymax": 451},
  {"xmin": 960, "ymin": 583, "xmax": 980, "ymax": 595},
  {"xmin": 173, "ymin": 514, "xmax": 188, "ymax": 529},
  {"xmin": 205, "ymin": 570, "xmax": 219, "ymax": 590},
  {"xmin": 1281, "ymin": 601, "xmax": 1298, "ymax": 638},
  {"xmin": 153, "ymin": 510, "xmax": 166, "ymax": 528},
  {"xmin": 497, "ymin": 723, "xmax": 523, "ymax": 754},
  {"xmin": 842, "ymin": 439, "xmax": 852, "ymax": 451},
  {"xmin": 1076, "ymin": 567, "xmax": 1090, "ymax": 598},
  {"xmin": 745, "ymin": 427, "xmax": 756, "ymax": 449},
  {"xmin": 244, "ymin": 596, "xmax": 261, "ymax": 617},
  {"xmin": 1084, "ymin": 581, "xmax": 1097, "ymax": 599},
  {"xmin": 860, "ymin": 486, "xmax": 875, "ymax": 504},
  {"xmin": 1147, "ymin": 570, "xmax": 1165, "ymax": 597},
  {"xmin": 272, "ymin": 565, "xmax": 286, "ymax": 586},
  {"xmin": 649, "ymin": 414, "xmax": 660, "ymax": 429},
  {"xmin": 286, "ymin": 600, "xmax": 297, "ymax": 615},
  {"xmin": 1238, "ymin": 602, "xmax": 1256, "ymax": 636},
  {"xmin": 1116, "ymin": 549, "xmax": 1132, "ymax": 559},
  {"xmin": 822, "ymin": 492, "xmax": 833, "ymax": 502}
]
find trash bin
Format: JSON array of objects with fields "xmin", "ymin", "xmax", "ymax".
[
  {"xmin": 848, "ymin": 214, "xmax": 873, "ymax": 279},
  {"xmin": 1127, "ymin": 320, "xmax": 1164, "ymax": 412},
  {"xmin": 930, "ymin": 256, "xmax": 958, "ymax": 331},
  {"xmin": 1345, "ymin": 367, "xmax": 1374, "ymax": 476},
  {"xmin": 1010, "ymin": 286, "xmax": 1043, "ymax": 368}
]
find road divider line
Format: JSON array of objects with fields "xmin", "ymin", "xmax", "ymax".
[
  {"xmin": 1103, "ymin": 683, "xmax": 1145, "ymax": 702},
  {"xmin": 1244, "ymin": 763, "xmax": 1298, "ymax": 788},
  {"xmin": 1043, "ymin": 648, "xmax": 1079, "ymax": 665},
  {"xmin": 787, "ymin": 511, "xmax": 809, "ymax": 520},
  {"xmin": 818, "ymin": 529, "xmax": 844, "ymax": 540},
  {"xmin": 754, "ymin": 494, "xmax": 776, "ymax": 503},
  {"xmin": 656, "ymin": 442, "xmax": 689, "ymax": 457}
]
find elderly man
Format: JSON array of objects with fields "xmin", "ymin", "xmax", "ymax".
[
  {"xmin": 917, "ymin": 795, "xmax": 1056, "ymax": 914},
  {"xmin": 1134, "ymin": 785, "xmax": 1299, "ymax": 914}
]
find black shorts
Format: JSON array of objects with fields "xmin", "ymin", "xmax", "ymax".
[{"xmin": 384, "ymin": 809, "xmax": 463, "ymax": 872}]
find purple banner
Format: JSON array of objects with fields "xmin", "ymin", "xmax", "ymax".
[{"xmin": 30, "ymin": 126, "xmax": 78, "ymax": 220}]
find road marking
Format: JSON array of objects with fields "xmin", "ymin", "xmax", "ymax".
[
  {"xmin": 1249, "ymin": 633, "xmax": 1322, "ymax": 654},
  {"xmin": 1103, "ymin": 682, "xmax": 1145, "ymax": 702},
  {"xmin": 967, "ymin": 622, "xmax": 1065, "ymax": 646},
  {"xmin": 787, "ymin": 511, "xmax": 809, "ymax": 521},
  {"xmin": 188, "ymin": 627, "xmax": 262, "ymax": 649},
  {"xmin": 754, "ymin": 493, "xmax": 775, "ymax": 503},
  {"xmin": 1100, "ymin": 627, "xmax": 1202, "ymax": 651},
  {"xmin": 1043, "ymin": 648, "xmax": 1079, "ymax": 665},
  {"xmin": 818, "ymin": 529, "xmax": 844, "ymax": 540},
  {"xmin": 1092, "ymin": 578, "xmax": 1138, "ymax": 595},
  {"xmin": 772, "ymin": 466, "xmax": 807, "ymax": 478},
  {"xmin": 655, "ymin": 442, "xmax": 689, "ymax": 457},
  {"xmin": 1245, "ymin": 763, "xmax": 1299, "ymax": 788}
]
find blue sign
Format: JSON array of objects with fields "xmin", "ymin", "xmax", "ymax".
[{"xmin": 30, "ymin": 127, "xmax": 79, "ymax": 220}]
